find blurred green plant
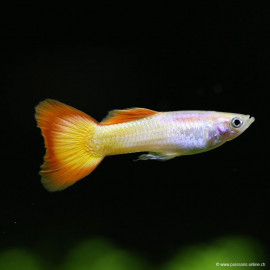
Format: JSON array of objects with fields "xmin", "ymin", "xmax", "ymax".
[
  {"xmin": 0, "ymin": 235, "xmax": 266, "ymax": 270},
  {"xmin": 162, "ymin": 236, "xmax": 265, "ymax": 270},
  {"xmin": 0, "ymin": 248, "xmax": 42, "ymax": 270},
  {"xmin": 63, "ymin": 238, "xmax": 150, "ymax": 270}
]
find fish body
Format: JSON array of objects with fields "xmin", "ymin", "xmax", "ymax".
[{"xmin": 35, "ymin": 99, "xmax": 255, "ymax": 191}]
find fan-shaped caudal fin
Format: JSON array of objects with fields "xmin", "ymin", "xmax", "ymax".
[{"xmin": 35, "ymin": 99, "xmax": 103, "ymax": 192}]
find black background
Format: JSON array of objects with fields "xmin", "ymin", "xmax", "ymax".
[{"xmin": 0, "ymin": 1, "xmax": 269, "ymax": 266}]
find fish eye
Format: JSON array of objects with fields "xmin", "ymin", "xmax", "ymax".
[{"xmin": 231, "ymin": 117, "xmax": 243, "ymax": 128}]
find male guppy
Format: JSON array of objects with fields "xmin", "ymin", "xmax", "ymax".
[{"xmin": 35, "ymin": 99, "xmax": 255, "ymax": 191}]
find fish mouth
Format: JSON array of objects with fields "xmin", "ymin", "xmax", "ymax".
[
  {"xmin": 245, "ymin": 115, "xmax": 255, "ymax": 128},
  {"xmin": 249, "ymin": 116, "xmax": 255, "ymax": 124}
]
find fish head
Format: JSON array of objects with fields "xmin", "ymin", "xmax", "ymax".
[{"xmin": 211, "ymin": 112, "xmax": 255, "ymax": 143}]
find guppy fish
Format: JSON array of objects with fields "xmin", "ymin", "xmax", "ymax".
[{"xmin": 35, "ymin": 99, "xmax": 255, "ymax": 191}]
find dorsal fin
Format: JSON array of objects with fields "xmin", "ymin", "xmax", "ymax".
[{"xmin": 100, "ymin": 108, "xmax": 159, "ymax": 125}]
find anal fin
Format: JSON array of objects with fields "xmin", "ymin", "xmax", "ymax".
[{"xmin": 137, "ymin": 152, "xmax": 180, "ymax": 161}]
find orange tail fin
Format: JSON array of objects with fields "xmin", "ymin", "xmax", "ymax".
[{"xmin": 35, "ymin": 99, "xmax": 103, "ymax": 191}]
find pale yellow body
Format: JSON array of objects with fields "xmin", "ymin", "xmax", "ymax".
[
  {"xmin": 95, "ymin": 114, "xmax": 170, "ymax": 156},
  {"xmin": 93, "ymin": 111, "xmax": 255, "ymax": 160}
]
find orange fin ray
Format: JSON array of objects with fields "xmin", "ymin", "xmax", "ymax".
[{"xmin": 100, "ymin": 108, "xmax": 158, "ymax": 125}]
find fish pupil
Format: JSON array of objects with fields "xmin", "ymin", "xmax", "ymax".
[{"xmin": 234, "ymin": 119, "xmax": 240, "ymax": 126}]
